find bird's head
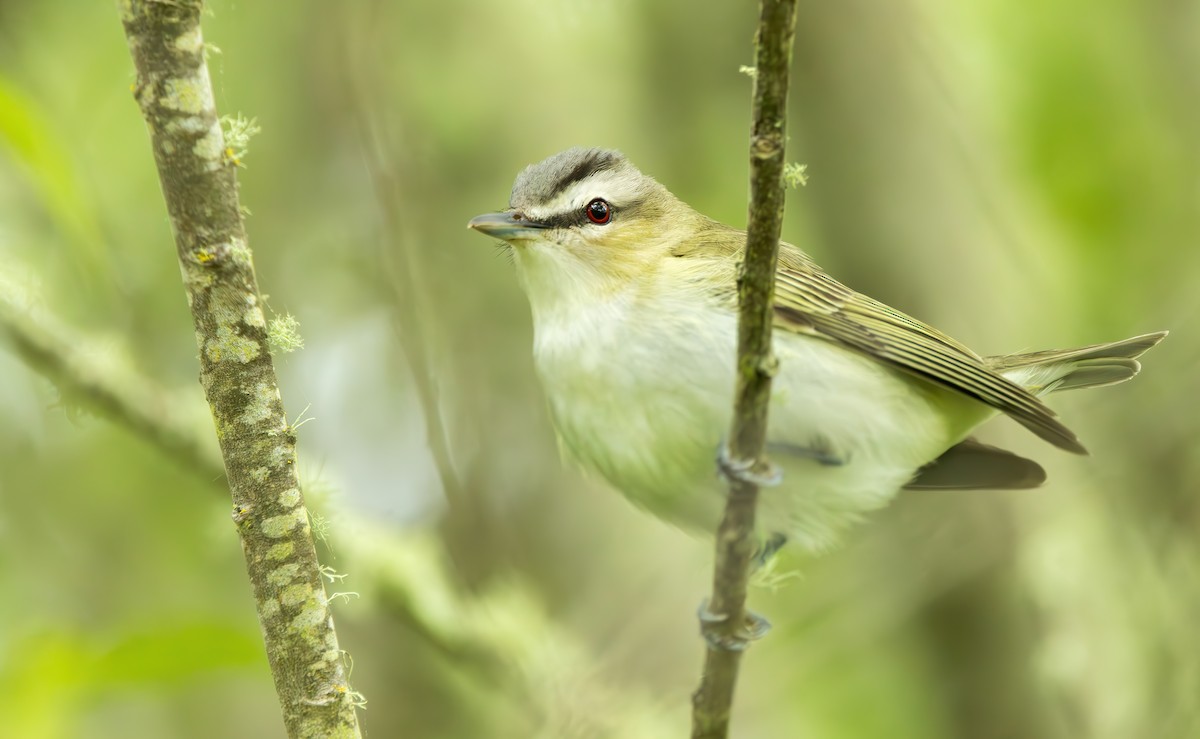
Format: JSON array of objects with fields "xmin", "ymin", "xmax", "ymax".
[{"xmin": 469, "ymin": 148, "xmax": 710, "ymax": 307}]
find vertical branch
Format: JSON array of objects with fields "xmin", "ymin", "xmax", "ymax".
[
  {"xmin": 118, "ymin": 3, "xmax": 362, "ymax": 737},
  {"xmin": 691, "ymin": 1, "xmax": 799, "ymax": 738}
]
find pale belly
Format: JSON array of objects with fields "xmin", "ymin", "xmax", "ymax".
[{"xmin": 534, "ymin": 305, "xmax": 983, "ymax": 552}]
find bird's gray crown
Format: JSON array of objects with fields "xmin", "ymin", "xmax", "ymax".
[{"xmin": 509, "ymin": 147, "xmax": 631, "ymax": 210}]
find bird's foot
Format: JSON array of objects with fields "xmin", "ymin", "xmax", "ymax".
[
  {"xmin": 716, "ymin": 442, "xmax": 782, "ymax": 487},
  {"xmin": 768, "ymin": 437, "xmax": 847, "ymax": 467},
  {"xmin": 753, "ymin": 532, "xmax": 788, "ymax": 571},
  {"xmin": 697, "ymin": 599, "xmax": 771, "ymax": 651}
]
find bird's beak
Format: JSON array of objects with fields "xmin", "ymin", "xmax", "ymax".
[{"xmin": 467, "ymin": 211, "xmax": 550, "ymax": 241}]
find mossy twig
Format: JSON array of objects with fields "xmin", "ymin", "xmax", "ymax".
[
  {"xmin": 691, "ymin": 2, "xmax": 800, "ymax": 737},
  {"xmin": 117, "ymin": 2, "xmax": 361, "ymax": 736}
]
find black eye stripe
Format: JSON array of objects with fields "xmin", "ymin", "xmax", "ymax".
[{"xmin": 535, "ymin": 196, "xmax": 645, "ymax": 229}]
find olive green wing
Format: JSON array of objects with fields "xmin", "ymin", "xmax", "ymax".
[{"xmin": 772, "ymin": 250, "xmax": 1087, "ymax": 454}]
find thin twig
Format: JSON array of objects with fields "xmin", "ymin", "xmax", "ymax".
[
  {"xmin": 0, "ymin": 274, "xmax": 223, "ymax": 482},
  {"xmin": 356, "ymin": 118, "xmax": 466, "ymax": 507},
  {"xmin": 118, "ymin": 3, "xmax": 361, "ymax": 736},
  {"xmin": 691, "ymin": 2, "xmax": 800, "ymax": 738}
]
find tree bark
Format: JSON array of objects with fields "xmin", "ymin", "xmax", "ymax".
[{"xmin": 117, "ymin": 2, "xmax": 361, "ymax": 736}]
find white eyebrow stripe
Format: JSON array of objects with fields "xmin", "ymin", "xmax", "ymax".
[{"xmin": 526, "ymin": 171, "xmax": 646, "ymax": 221}]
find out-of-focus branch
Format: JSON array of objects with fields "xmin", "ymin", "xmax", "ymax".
[
  {"xmin": 0, "ymin": 269, "xmax": 677, "ymax": 738},
  {"xmin": 691, "ymin": 2, "xmax": 799, "ymax": 738},
  {"xmin": 0, "ymin": 275, "xmax": 223, "ymax": 482},
  {"xmin": 356, "ymin": 118, "xmax": 465, "ymax": 507},
  {"xmin": 118, "ymin": 2, "xmax": 360, "ymax": 736}
]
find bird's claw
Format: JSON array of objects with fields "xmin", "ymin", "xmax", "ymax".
[
  {"xmin": 717, "ymin": 442, "xmax": 782, "ymax": 487},
  {"xmin": 767, "ymin": 440, "xmax": 846, "ymax": 467},
  {"xmin": 754, "ymin": 532, "xmax": 788, "ymax": 570},
  {"xmin": 697, "ymin": 599, "xmax": 772, "ymax": 651}
]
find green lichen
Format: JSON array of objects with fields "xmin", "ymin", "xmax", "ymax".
[
  {"xmin": 783, "ymin": 161, "xmax": 809, "ymax": 188},
  {"xmin": 281, "ymin": 583, "xmax": 313, "ymax": 608},
  {"xmin": 243, "ymin": 295, "xmax": 266, "ymax": 328},
  {"xmin": 174, "ymin": 25, "xmax": 203, "ymax": 54},
  {"xmin": 319, "ymin": 565, "xmax": 347, "ymax": 584},
  {"xmin": 267, "ymin": 542, "xmax": 294, "ymax": 561},
  {"xmin": 205, "ymin": 324, "xmax": 260, "ymax": 364},
  {"xmin": 227, "ymin": 237, "xmax": 252, "ymax": 265},
  {"xmin": 161, "ymin": 75, "xmax": 211, "ymax": 115},
  {"xmin": 268, "ymin": 563, "xmax": 302, "ymax": 587},
  {"xmin": 268, "ymin": 313, "xmax": 304, "ymax": 355},
  {"xmin": 260, "ymin": 597, "xmax": 281, "ymax": 620},
  {"xmin": 291, "ymin": 598, "xmax": 328, "ymax": 631},
  {"xmin": 220, "ymin": 114, "xmax": 260, "ymax": 166},
  {"xmin": 279, "ymin": 487, "xmax": 301, "ymax": 508},
  {"xmin": 309, "ymin": 511, "xmax": 330, "ymax": 544},
  {"xmin": 262, "ymin": 509, "xmax": 305, "ymax": 538}
]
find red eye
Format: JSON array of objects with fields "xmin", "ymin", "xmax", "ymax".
[{"xmin": 585, "ymin": 198, "xmax": 612, "ymax": 224}]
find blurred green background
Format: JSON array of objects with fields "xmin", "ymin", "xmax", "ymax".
[{"xmin": 0, "ymin": 1, "xmax": 1197, "ymax": 737}]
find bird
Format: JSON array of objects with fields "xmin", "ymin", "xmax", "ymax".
[{"xmin": 468, "ymin": 146, "xmax": 1167, "ymax": 555}]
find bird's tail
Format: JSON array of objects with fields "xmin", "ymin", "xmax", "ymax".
[{"xmin": 987, "ymin": 331, "xmax": 1168, "ymax": 395}]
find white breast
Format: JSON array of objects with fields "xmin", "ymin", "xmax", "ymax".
[{"xmin": 517, "ymin": 250, "xmax": 961, "ymax": 551}]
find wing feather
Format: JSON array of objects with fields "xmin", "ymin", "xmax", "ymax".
[{"xmin": 771, "ymin": 244, "xmax": 1086, "ymax": 454}]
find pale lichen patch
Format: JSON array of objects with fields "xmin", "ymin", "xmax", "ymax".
[
  {"xmin": 227, "ymin": 236, "xmax": 253, "ymax": 268},
  {"xmin": 291, "ymin": 597, "xmax": 328, "ymax": 631},
  {"xmin": 193, "ymin": 121, "xmax": 225, "ymax": 164},
  {"xmin": 266, "ymin": 541, "xmax": 294, "ymax": 561},
  {"xmin": 262, "ymin": 509, "xmax": 305, "ymax": 538},
  {"xmin": 165, "ymin": 114, "xmax": 211, "ymax": 135},
  {"xmin": 279, "ymin": 487, "xmax": 301, "ymax": 508},
  {"xmin": 250, "ymin": 466, "xmax": 270, "ymax": 483},
  {"xmin": 270, "ymin": 445, "xmax": 295, "ymax": 469},
  {"xmin": 174, "ymin": 25, "xmax": 203, "ymax": 54},
  {"xmin": 239, "ymin": 381, "xmax": 275, "ymax": 426},
  {"xmin": 244, "ymin": 304, "xmax": 267, "ymax": 328},
  {"xmin": 205, "ymin": 324, "xmax": 260, "ymax": 364},
  {"xmin": 268, "ymin": 563, "xmax": 303, "ymax": 587},
  {"xmin": 260, "ymin": 597, "xmax": 281, "ymax": 620},
  {"xmin": 161, "ymin": 71, "xmax": 213, "ymax": 115},
  {"xmin": 281, "ymin": 583, "xmax": 313, "ymax": 608},
  {"xmin": 243, "ymin": 294, "xmax": 266, "ymax": 328}
]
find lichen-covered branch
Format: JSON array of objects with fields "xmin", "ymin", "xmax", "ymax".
[
  {"xmin": 691, "ymin": 2, "xmax": 800, "ymax": 738},
  {"xmin": 0, "ymin": 271, "xmax": 679, "ymax": 738},
  {"xmin": 117, "ymin": 2, "xmax": 361, "ymax": 736}
]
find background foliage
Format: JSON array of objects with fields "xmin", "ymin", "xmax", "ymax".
[{"xmin": 0, "ymin": 1, "xmax": 1196, "ymax": 737}]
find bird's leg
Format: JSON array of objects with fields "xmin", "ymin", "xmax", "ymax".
[
  {"xmin": 716, "ymin": 441, "xmax": 783, "ymax": 487},
  {"xmin": 697, "ymin": 599, "xmax": 771, "ymax": 652},
  {"xmin": 753, "ymin": 532, "xmax": 788, "ymax": 571},
  {"xmin": 768, "ymin": 436, "xmax": 847, "ymax": 467},
  {"xmin": 700, "ymin": 451, "xmax": 786, "ymax": 651}
]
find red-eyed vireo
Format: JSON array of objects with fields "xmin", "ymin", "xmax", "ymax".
[{"xmin": 469, "ymin": 147, "xmax": 1166, "ymax": 554}]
